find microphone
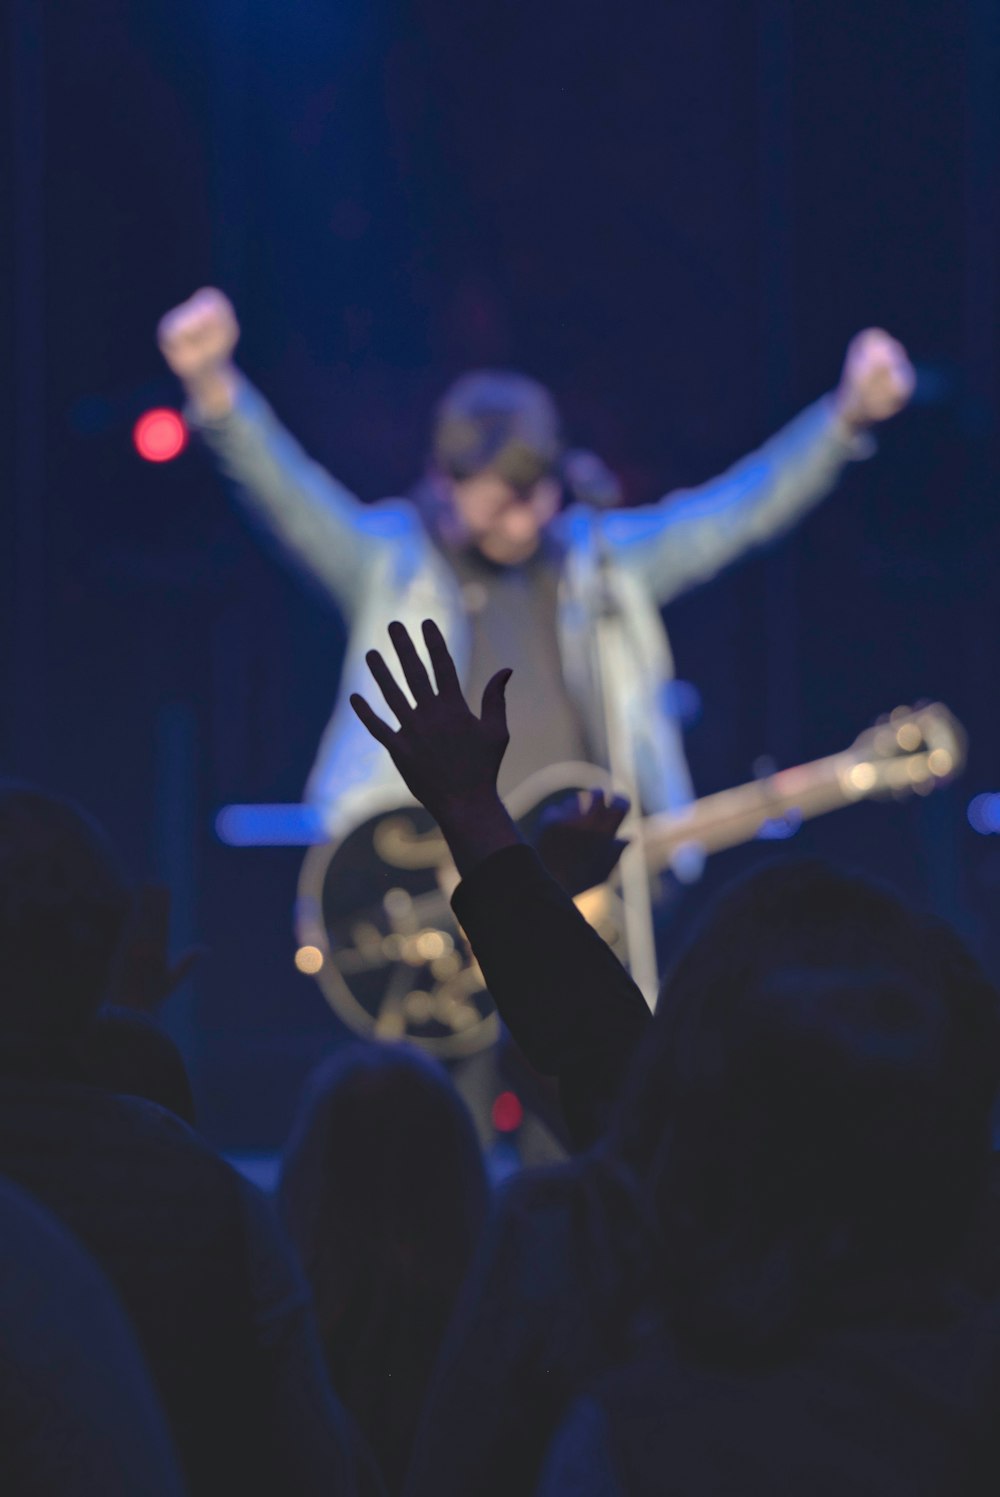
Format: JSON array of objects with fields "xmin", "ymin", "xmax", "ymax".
[{"xmin": 560, "ymin": 448, "xmax": 623, "ymax": 509}]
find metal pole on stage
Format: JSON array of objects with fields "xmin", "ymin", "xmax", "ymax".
[
  {"xmin": 9, "ymin": 0, "xmax": 48, "ymax": 773},
  {"xmin": 592, "ymin": 544, "xmax": 660, "ymax": 1012}
]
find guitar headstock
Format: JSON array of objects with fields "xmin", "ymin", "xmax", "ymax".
[{"xmin": 843, "ymin": 704, "xmax": 966, "ymax": 798}]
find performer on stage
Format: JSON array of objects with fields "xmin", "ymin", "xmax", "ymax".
[{"xmin": 158, "ymin": 290, "xmax": 914, "ymax": 848}]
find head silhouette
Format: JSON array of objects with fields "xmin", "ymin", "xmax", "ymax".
[
  {"xmin": 0, "ymin": 784, "xmax": 130, "ymax": 1047},
  {"xmin": 613, "ymin": 861, "xmax": 1000, "ymax": 1356},
  {"xmin": 279, "ymin": 1041, "xmax": 488, "ymax": 1491},
  {"xmin": 74, "ymin": 1007, "xmax": 196, "ymax": 1125}
]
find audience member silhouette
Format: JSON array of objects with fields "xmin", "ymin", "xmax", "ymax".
[
  {"xmin": 349, "ymin": 620, "xmax": 1000, "ymax": 1497},
  {"xmin": 280, "ymin": 1042, "xmax": 488, "ymax": 1494},
  {"xmin": 532, "ymin": 865, "xmax": 1000, "ymax": 1494},
  {"xmin": 0, "ymin": 1174, "xmax": 187, "ymax": 1496},
  {"xmin": 0, "ymin": 782, "xmax": 359, "ymax": 1496},
  {"xmin": 8, "ymin": 616, "xmax": 1000, "ymax": 1497},
  {"xmin": 72, "ymin": 1005, "xmax": 197, "ymax": 1123}
]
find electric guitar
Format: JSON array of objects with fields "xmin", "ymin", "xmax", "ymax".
[{"xmin": 294, "ymin": 703, "xmax": 965, "ymax": 1056}]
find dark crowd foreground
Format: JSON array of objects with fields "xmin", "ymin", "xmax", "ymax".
[{"xmin": 4, "ymin": 620, "xmax": 1000, "ymax": 1494}]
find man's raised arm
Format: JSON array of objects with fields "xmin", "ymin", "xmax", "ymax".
[
  {"xmin": 350, "ymin": 620, "xmax": 651, "ymax": 1148},
  {"xmin": 158, "ymin": 288, "xmax": 380, "ymax": 615},
  {"xmin": 606, "ymin": 327, "xmax": 916, "ymax": 605}
]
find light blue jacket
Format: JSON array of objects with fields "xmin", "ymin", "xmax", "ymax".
[{"xmin": 195, "ymin": 382, "xmax": 865, "ymax": 839}]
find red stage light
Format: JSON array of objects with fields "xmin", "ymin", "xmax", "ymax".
[
  {"xmin": 491, "ymin": 1090, "xmax": 524, "ymax": 1134},
  {"xmin": 133, "ymin": 408, "xmax": 188, "ymax": 462}
]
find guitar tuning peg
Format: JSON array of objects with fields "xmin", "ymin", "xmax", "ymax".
[{"xmin": 896, "ymin": 721, "xmax": 924, "ymax": 752}]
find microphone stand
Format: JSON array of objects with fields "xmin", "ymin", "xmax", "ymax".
[{"xmin": 591, "ymin": 534, "xmax": 660, "ymax": 1011}]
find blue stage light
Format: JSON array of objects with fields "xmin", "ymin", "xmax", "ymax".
[
  {"xmin": 214, "ymin": 804, "xmax": 328, "ymax": 846},
  {"xmin": 968, "ymin": 794, "xmax": 1000, "ymax": 835},
  {"xmin": 756, "ymin": 808, "xmax": 803, "ymax": 841}
]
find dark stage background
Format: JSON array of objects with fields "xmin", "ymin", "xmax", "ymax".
[{"xmin": 4, "ymin": 0, "xmax": 1000, "ymax": 1150}]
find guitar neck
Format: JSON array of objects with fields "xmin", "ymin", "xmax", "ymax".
[{"xmin": 640, "ymin": 749, "xmax": 865, "ymax": 870}]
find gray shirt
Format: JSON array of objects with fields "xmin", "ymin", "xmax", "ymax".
[{"xmin": 447, "ymin": 536, "xmax": 590, "ymax": 795}]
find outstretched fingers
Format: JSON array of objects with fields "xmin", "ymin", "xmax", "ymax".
[
  {"xmin": 365, "ymin": 648, "xmax": 412, "ymax": 725},
  {"xmin": 422, "ymin": 618, "xmax": 462, "ymax": 696},
  {"xmin": 350, "ymin": 692, "xmax": 396, "ymax": 747},
  {"xmin": 604, "ymin": 792, "xmax": 630, "ymax": 833},
  {"xmin": 388, "ymin": 620, "xmax": 434, "ymax": 704},
  {"xmin": 480, "ymin": 668, "xmax": 512, "ymax": 741},
  {"xmin": 583, "ymin": 788, "xmax": 630, "ymax": 830}
]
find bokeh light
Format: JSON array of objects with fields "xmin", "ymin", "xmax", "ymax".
[
  {"xmin": 294, "ymin": 945, "xmax": 325, "ymax": 975},
  {"xmin": 491, "ymin": 1090, "xmax": 524, "ymax": 1133},
  {"xmin": 968, "ymin": 794, "xmax": 1000, "ymax": 835},
  {"xmin": 133, "ymin": 407, "xmax": 188, "ymax": 462}
]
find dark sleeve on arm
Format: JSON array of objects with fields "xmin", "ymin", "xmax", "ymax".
[{"xmin": 452, "ymin": 844, "xmax": 651, "ymax": 1147}]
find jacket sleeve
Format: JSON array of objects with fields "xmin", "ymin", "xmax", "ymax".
[
  {"xmin": 451, "ymin": 844, "xmax": 651, "ymax": 1149},
  {"xmin": 190, "ymin": 377, "xmax": 389, "ymax": 617},
  {"xmin": 602, "ymin": 395, "xmax": 873, "ymax": 606}
]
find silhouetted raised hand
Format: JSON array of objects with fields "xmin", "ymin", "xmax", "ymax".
[
  {"xmin": 352, "ymin": 620, "xmax": 635, "ymax": 892},
  {"xmin": 351, "ymin": 619, "xmax": 520, "ymax": 878},
  {"xmin": 351, "ymin": 620, "xmax": 511, "ymax": 814}
]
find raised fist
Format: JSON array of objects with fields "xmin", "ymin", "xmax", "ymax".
[
  {"xmin": 835, "ymin": 327, "xmax": 915, "ymax": 432},
  {"xmin": 157, "ymin": 287, "xmax": 240, "ymax": 385}
]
